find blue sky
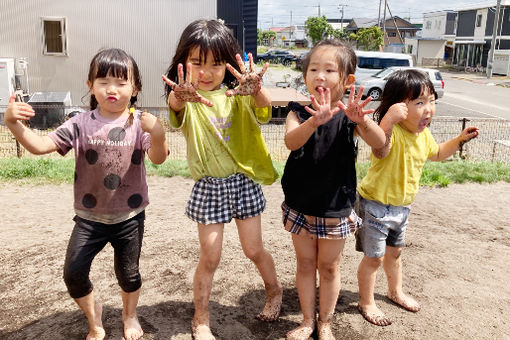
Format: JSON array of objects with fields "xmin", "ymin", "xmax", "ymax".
[{"xmin": 257, "ymin": 0, "xmax": 494, "ymax": 29}]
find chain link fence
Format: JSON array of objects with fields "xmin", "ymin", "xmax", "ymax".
[{"xmin": 1, "ymin": 106, "xmax": 509, "ymax": 163}]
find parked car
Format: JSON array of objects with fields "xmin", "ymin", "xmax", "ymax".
[
  {"xmin": 355, "ymin": 51, "xmax": 414, "ymax": 79},
  {"xmin": 295, "ymin": 52, "xmax": 308, "ymax": 70},
  {"xmin": 257, "ymin": 49, "xmax": 297, "ymax": 66},
  {"xmin": 355, "ymin": 66, "xmax": 444, "ymax": 101}
]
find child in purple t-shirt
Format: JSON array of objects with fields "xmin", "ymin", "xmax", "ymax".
[{"xmin": 4, "ymin": 48, "xmax": 168, "ymax": 340}]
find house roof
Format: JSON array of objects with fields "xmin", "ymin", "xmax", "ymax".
[{"xmin": 346, "ymin": 16, "xmax": 419, "ymax": 31}]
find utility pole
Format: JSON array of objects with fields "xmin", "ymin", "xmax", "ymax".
[
  {"xmin": 338, "ymin": 4, "xmax": 347, "ymax": 26},
  {"xmin": 377, "ymin": 0, "xmax": 382, "ymax": 27},
  {"xmin": 386, "ymin": 2, "xmax": 404, "ymax": 45},
  {"xmin": 487, "ymin": 0, "xmax": 502, "ymax": 78},
  {"xmin": 383, "ymin": 0, "xmax": 387, "ymax": 46},
  {"xmin": 290, "ymin": 10, "xmax": 293, "ymax": 45}
]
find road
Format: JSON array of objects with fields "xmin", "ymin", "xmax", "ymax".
[{"xmin": 362, "ymin": 71, "xmax": 510, "ymax": 120}]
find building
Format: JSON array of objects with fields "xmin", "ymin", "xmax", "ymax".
[
  {"xmin": 0, "ymin": 0, "xmax": 258, "ymax": 109},
  {"xmin": 453, "ymin": 0, "xmax": 510, "ymax": 75},
  {"xmin": 405, "ymin": 10, "xmax": 457, "ymax": 66},
  {"xmin": 269, "ymin": 25, "xmax": 309, "ymax": 48},
  {"xmin": 345, "ymin": 17, "xmax": 420, "ymax": 52}
]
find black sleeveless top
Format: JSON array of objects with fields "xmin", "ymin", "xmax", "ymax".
[{"xmin": 281, "ymin": 101, "xmax": 358, "ymax": 218}]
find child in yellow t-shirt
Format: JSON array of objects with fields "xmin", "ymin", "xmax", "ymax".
[{"xmin": 356, "ymin": 69, "xmax": 479, "ymax": 326}]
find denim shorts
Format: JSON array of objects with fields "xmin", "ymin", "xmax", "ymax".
[{"xmin": 356, "ymin": 195, "xmax": 410, "ymax": 258}]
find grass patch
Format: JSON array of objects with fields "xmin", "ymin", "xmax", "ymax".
[{"xmin": 1, "ymin": 158, "xmax": 509, "ymax": 187}]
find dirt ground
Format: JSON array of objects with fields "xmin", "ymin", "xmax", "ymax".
[{"xmin": 0, "ymin": 176, "xmax": 509, "ymax": 340}]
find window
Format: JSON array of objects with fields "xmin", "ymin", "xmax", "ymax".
[
  {"xmin": 41, "ymin": 17, "xmax": 67, "ymax": 55},
  {"xmin": 476, "ymin": 14, "xmax": 482, "ymax": 27},
  {"xmin": 388, "ymin": 32, "xmax": 396, "ymax": 37},
  {"xmin": 426, "ymin": 21, "xmax": 432, "ymax": 29}
]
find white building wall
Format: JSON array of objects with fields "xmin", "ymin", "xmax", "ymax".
[
  {"xmin": 0, "ymin": 0, "xmax": 216, "ymax": 108},
  {"xmin": 474, "ymin": 8, "xmax": 488, "ymax": 39},
  {"xmin": 423, "ymin": 12, "xmax": 447, "ymax": 38}
]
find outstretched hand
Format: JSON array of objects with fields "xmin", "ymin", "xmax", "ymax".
[
  {"xmin": 225, "ymin": 53, "xmax": 268, "ymax": 97},
  {"xmin": 162, "ymin": 63, "xmax": 213, "ymax": 107},
  {"xmin": 337, "ymin": 85, "xmax": 374, "ymax": 124},
  {"xmin": 304, "ymin": 87, "xmax": 342, "ymax": 128},
  {"xmin": 459, "ymin": 126, "xmax": 479, "ymax": 145},
  {"xmin": 4, "ymin": 93, "xmax": 35, "ymax": 125}
]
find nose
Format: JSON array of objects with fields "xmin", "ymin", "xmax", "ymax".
[{"xmin": 106, "ymin": 84, "xmax": 116, "ymax": 93}]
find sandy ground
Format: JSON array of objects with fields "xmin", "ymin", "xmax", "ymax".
[{"xmin": 0, "ymin": 176, "xmax": 509, "ymax": 340}]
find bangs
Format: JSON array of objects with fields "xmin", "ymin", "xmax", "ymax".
[
  {"xmin": 193, "ymin": 34, "xmax": 232, "ymax": 65},
  {"xmin": 93, "ymin": 51, "xmax": 131, "ymax": 80}
]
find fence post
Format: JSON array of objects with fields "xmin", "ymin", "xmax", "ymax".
[{"xmin": 459, "ymin": 118, "xmax": 470, "ymax": 159}]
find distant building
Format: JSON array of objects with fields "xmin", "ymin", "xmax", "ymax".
[
  {"xmin": 269, "ymin": 25, "xmax": 309, "ymax": 48},
  {"xmin": 453, "ymin": 0, "xmax": 510, "ymax": 75},
  {"xmin": 405, "ymin": 10, "xmax": 457, "ymax": 66}
]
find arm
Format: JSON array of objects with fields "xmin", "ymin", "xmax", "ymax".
[
  {"xmin": 4, "ymin": 94, "xmax": 58, "ymax": 155},
  {"xmin": 429, "ymin": 126, "xmax": 479, "ymax": 161},
  {"xmin": 284, "ymin": 88, "xmax": 339, "ymax": 151},
  {"xmin": 284, "ymin": 110, "xmax": 317, "ymax": 151},
  {"xmin": 371, "ymin": 102, "xmax": 408, "ymax": 159},
  {"xmin": 140, "ymin": 112, "xmax": 169, "ymax": 164}
]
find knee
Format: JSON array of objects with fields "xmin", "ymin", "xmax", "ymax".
[
  {"xmin": 63, "ymin": 264, "xmax": 92, "ymax": 299},
  {"xmin": 199, "ymin": 254, "xmax": 221, "ymax": 273},
  {"xmin": 360, "ymin": 256, "xmax": 384, "ymax": 271},
  {"xmin": 115, "ymin": 267, "xmax": 142, "ymax": 293},
  {"xmin": 243, "ymin": 245, "xmax": 265, "ymax": 263},
  {"xmin": 318, "ymin": 262, "xmax": 339, "ymax": 282}
]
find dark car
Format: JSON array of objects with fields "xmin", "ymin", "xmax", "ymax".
[
  {"xmin": 295, "ymin": 52, "xmax": 308, "ymax": 70},
  {"xmin": 257, "ymin": 49, "xmax": 297, "ymax": 66}
]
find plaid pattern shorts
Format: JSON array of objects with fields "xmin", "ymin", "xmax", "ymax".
[
  {"xmin": 186, "ymin": 173, "xmax": 266, "ymax": 225},
  {"xmin": 282, "ymin": 202, "xmax": 361, "ymax": 239}
]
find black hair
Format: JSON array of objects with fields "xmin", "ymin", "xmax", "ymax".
[
  {"xmin": 374, "ymin": 69, "xmax": 437, "ymax": 124},
  {"xmin": 301, "ymin": 39, "xmax": 357, "ymax": 81},
  {"xmin": 87, "ymin": 48, "xmax": 141, "ymax": 125},
  {"xmin": 164, "ymin": 19, "xmax": 242, "ymax": 99}
]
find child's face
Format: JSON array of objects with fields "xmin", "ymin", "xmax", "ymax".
[
  {"xmin": 400, "ymin": 88, "xmax": 436, "ymax": 134},
  {"xmin": 304, "ymin": 45, "xmax": 353, "ymax": 106},
  {"xmin": 87, "ymin": 72, "xmax": 137, "ymax": 117},
  {"xmin": 186, "ymin": 47, "xmax": 226, "ymax": 91}
]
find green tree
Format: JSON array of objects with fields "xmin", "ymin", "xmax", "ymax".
[
  {"xmin": 305, "ymin": 16, "xmax": 333, "ymax": 45},
  {"xmin": 330, "ymin": 28, "xmax": 349, "ymax": 40},
  {"xmin": 258, "ymin": 29, "xmax": 276, "ymax": 46},
  {"xmin": 349, "ymin": 26, "xmax": 384, "ymax": 51}
]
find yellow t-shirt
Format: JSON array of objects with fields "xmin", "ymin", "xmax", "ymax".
[
  {"xmin": 168, "ymin": 87, "xmax": 278, "ymax": 185},
  {"xmin": 358, "ymin": 124, "xmax": 439, "ymax": 206}
]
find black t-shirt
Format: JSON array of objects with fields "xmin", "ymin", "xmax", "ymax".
[{"xmin": 281, "ymin": 101, "xmax": 358, "ymax": 218}]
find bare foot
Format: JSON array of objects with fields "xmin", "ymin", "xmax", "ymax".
[
  {"xmin": 286, "ymin": 318, "xmax": 315, "ymax": 340},
  {"xmin": 191, "ymin": 319, "xmax": 215, "ymax": 340},
  {"xmin": 122, "ymin": 313, "xmax": 144, "ymax": 340},
  {"xmin": 357, "ymin": 303, "xmax": 392, "ymax": 326},
  {"xmin": 256, "ymin": 283, "xmax": 283, "ymax": 322},
  {"xmin": 317, "ymin": 320, "xmax": 335, "ymax": 340},
  {"xmin": 86, "ymin": 303, "xmax": 105, "ymax": 340},
  {"xmin": 386, "ymin": 292, "xmax": 421, "ymax": 312}
]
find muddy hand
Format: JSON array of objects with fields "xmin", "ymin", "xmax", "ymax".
[
  {"xmin": 162, "ymin": 63, "xmax": 213, "ymax": 107},
  {"xmin": 225, "ymin": 53, "xmax": 267, "ymax": 96}
]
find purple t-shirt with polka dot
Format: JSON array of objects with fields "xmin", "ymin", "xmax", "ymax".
[{"xmin": 48, "ymin": 109, "xmax": 151, "ymax": 216}]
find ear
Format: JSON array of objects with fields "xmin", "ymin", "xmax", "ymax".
[
  {"xmin": 344, "ymin": 74, "xmax": 355, "ymax": 90},
  {"xmin": 86, "ymin": 80, "xmax": 93, "ymax": 91},
  {"xmin": 132, "ymin": 89, "xmax": 139, "ymax": 97}
]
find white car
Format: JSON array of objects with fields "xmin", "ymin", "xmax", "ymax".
[{"xmin": 355, "ymin": 66, "xmax": 445, "ymax": 101}]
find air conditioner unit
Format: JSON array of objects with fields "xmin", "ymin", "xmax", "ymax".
[
  {"xmin": 0, "ymin": 58, "xmax": 15, "ymax": 114},
  {"xmin": 28, "ymin": 91, "xmax": 72, "ymax": 129}
]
